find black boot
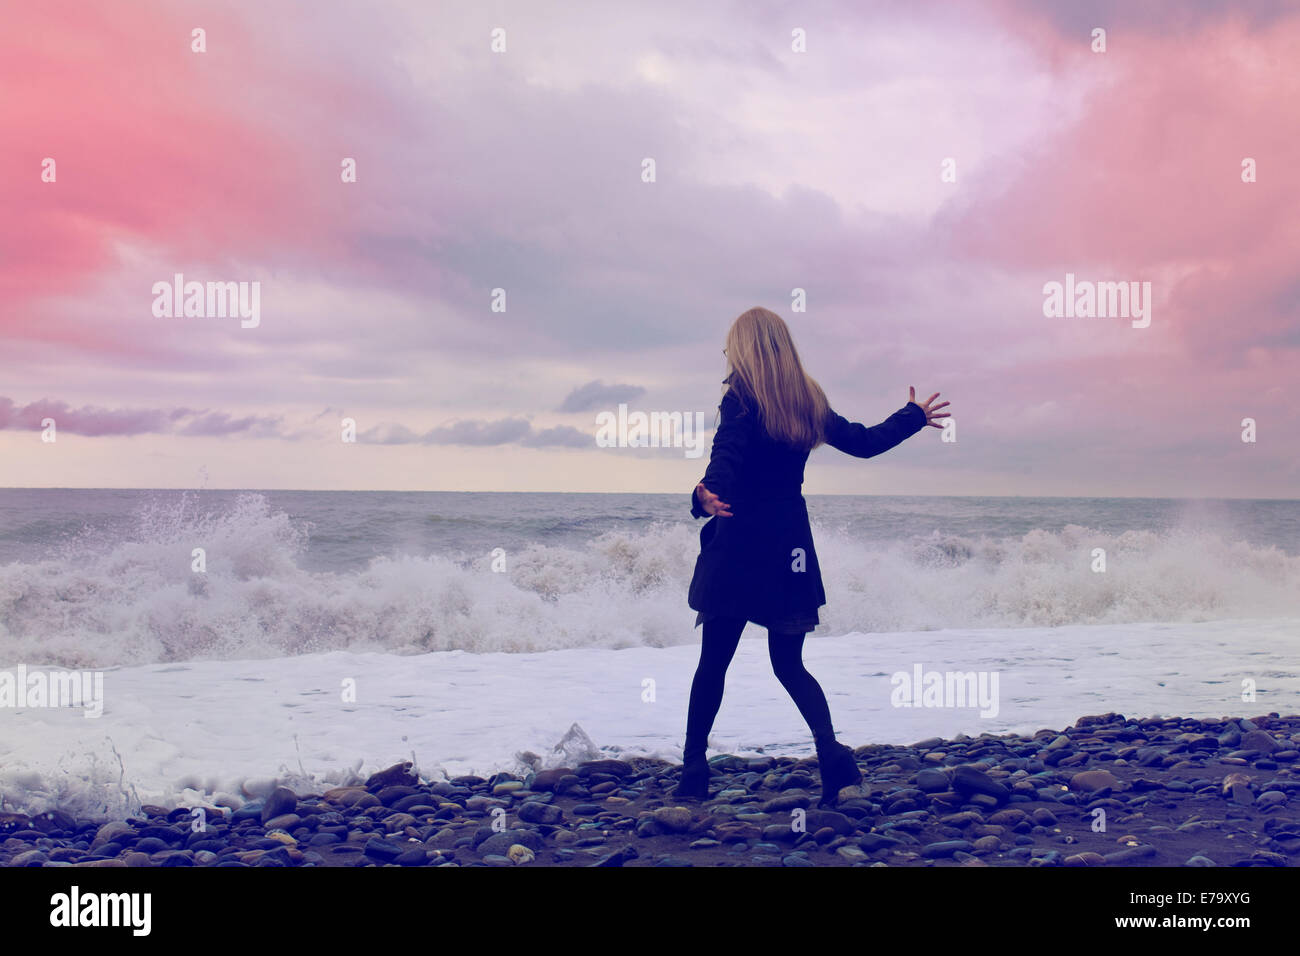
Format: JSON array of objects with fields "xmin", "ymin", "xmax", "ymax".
[
  {"xmin": 815, "ymin": 736, "xmax": 862, "ymax": 808},
  {"xmin": 673, "ymin": 739, "xmax": 711, "ymax": 801}
]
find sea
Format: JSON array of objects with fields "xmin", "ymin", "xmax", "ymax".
[{"xmin": 1, "ymin": 489, "xmax": 1297, "ymax": 819}]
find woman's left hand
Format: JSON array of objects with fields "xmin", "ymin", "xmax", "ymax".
[{"xmin": 909, "ymin": 386, "xmax": 951, "ymax": 429}]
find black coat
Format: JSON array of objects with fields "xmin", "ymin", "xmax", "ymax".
[{"xmin": 688, "ymin": 387, "xmax": 927, "ymax": 628}]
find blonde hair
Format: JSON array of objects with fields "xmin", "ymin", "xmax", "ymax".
[{"xmin": 722, "ymin": 307, "xmax": 829, "ymax": 451}]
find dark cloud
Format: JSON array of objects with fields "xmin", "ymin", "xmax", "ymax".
[
  {"xmin": 355, "ymin": 423, "xmax": 424, "ymax": 445},
  {"xmin": 423, "ymin": 418, "xmax": 532, "ymax": 446},
  {"xmin": 358, "ymin": 417, "xmax": 591, "ymax": 448},
  {"xmin": 557, "ymin": 380, "xmax": 647, "ymax": 413},
  {"xmin": 0, "ymin": 396, "xmax": 280, "ymax": 437},
  {"xmin": 0, "ymin": 395, "xmax": 598, "ymax": 449},
  {"xmin": 994, "ymin": 0, "xmax": 1295, "ymax": 35},
  {"xmin": 177, "ymin": 411, "xmax": 284, "ymax": 437},
  {"xmin": 521, "ymin": 425, "xmax": 593, "ymax": 448}
]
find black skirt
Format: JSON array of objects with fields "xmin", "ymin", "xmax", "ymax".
[{"xmin": 694, "ymin": 608, "xmax": 819, "ymax": 634}]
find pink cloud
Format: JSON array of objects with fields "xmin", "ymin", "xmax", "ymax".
[
  {"xmin": 0, "ymin": 0, "xmax": 403, "ymax": 352},
  {"xmin": 942, "ymin": 7, "xmax": 1300, "ymax": 359},
  {"xmin": 0, "ymin": 395, "xmax": 282, "ymax": 437}
]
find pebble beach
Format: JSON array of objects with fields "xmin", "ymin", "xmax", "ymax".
[{"xmin": 5, "ymin": 711, "xmax": 1298, "ymax": 868}]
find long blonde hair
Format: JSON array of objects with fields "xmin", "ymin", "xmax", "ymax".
[{"xmin": 722, "ymin": 307, "xmax": 829, "ymax": 451}]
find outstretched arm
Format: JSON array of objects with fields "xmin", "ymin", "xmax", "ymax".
[
  {"xmin": 825, "ymin": 387, "xmax": 949, "ymax": 459},
  {"xmin": 690, "ymin": 389, "xmax": 749, "ymax": 518}
]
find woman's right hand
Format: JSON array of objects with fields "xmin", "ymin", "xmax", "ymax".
[
  {"xmin": 695, "ymin": 483, "xmax": 733, "ymax": 517},
  {"xmin": 909, "ymin": 387, "xmax": 951, "ymax": 429}
]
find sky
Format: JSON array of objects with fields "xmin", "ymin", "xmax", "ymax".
[{"xmin": 2, "ymin": 0, "xmax": 1297, "ymax": 496}]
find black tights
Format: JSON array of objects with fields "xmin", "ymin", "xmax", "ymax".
[{"xmin": 683, "ymin": 615, "xmax": 835, "ymax": 759}]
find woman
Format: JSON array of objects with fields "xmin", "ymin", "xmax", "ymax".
[{"xmin": 677, "ymin": 306, "xmax": 949, "ymax": 807}]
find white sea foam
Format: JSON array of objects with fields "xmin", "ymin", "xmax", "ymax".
[
  {"xmin": 2, "ymin": 493, "xmax": 1298, "ymax": 667},
  {"xmin": 1, "ymin": 618, "xmax": 1296, "ymax": 821}
]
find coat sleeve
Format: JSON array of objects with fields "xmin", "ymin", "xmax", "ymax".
[
  {"xmin": 690, "ymin": 390, "xmax": 749, "ymax": 518},
  {"xmin": 824, "ymin": 401, "xmax": 927, "ymax": 459}
]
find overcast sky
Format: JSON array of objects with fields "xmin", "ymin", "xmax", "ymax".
[{"xmin": 2, "ymin": 0, "xmax": 1297, "ymax": 496}]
